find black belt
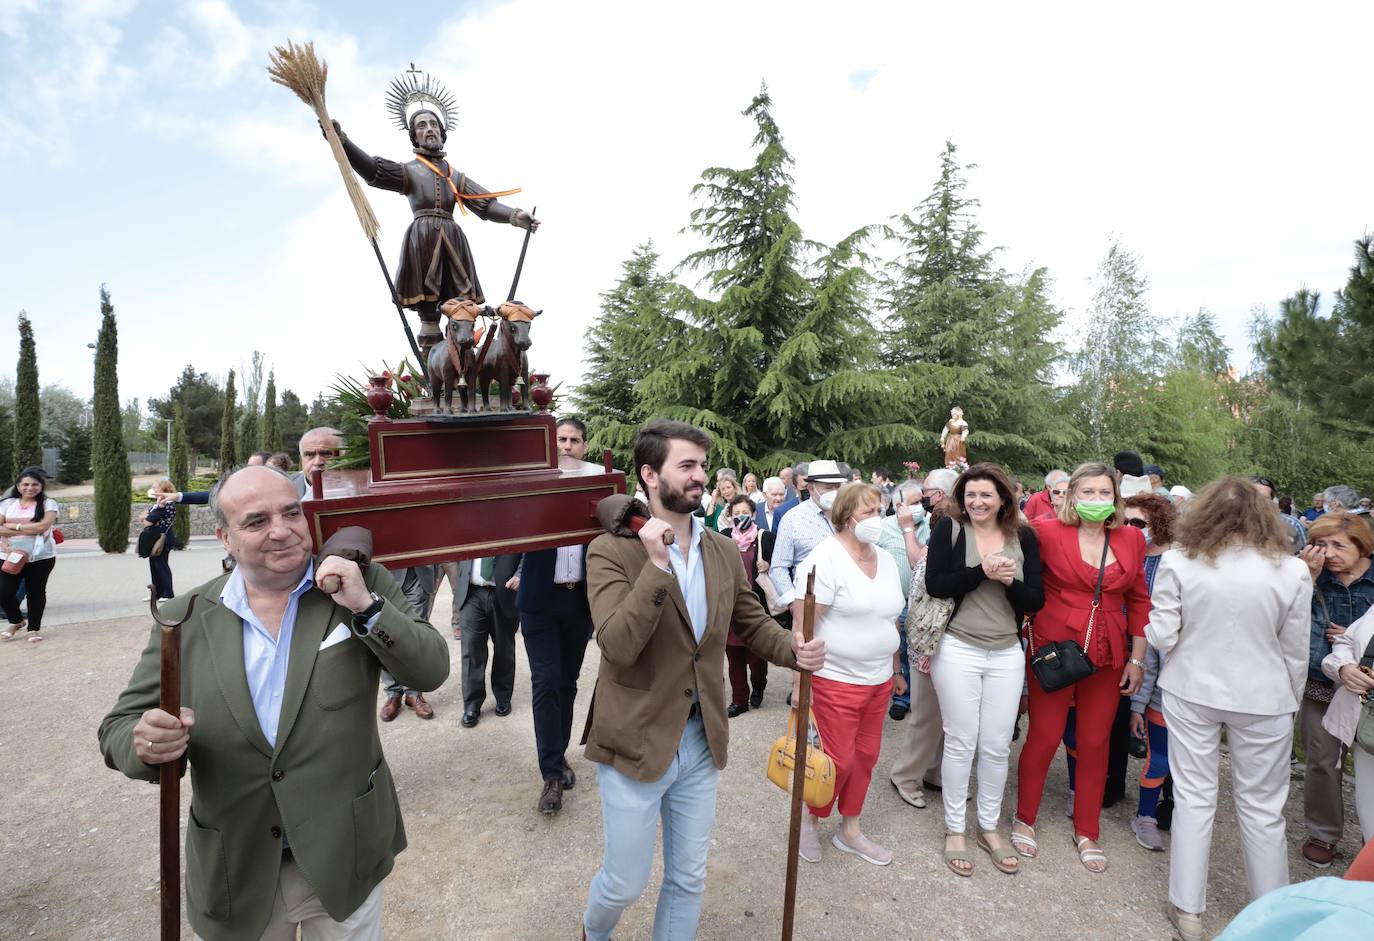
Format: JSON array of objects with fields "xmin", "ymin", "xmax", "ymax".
[{"xmin": 554, "ymin": 581, "xmax": 582, "ymax": 590}]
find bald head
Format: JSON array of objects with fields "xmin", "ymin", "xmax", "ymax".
[{"xmin": 213, "ymin": 465, "xmax": 312, "ymax": 591}]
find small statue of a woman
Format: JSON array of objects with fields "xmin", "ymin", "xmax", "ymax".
[{"xmin": 940, "ymin": 406, "xmax": 969, "ymax": 467}]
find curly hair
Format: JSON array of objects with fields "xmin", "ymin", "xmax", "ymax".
[
  {"xmin": 1124, "ymin": 493, "xmax": 1177, "ymax": 547},
  {"xmin": 1175, "ymin": 476, "xmax": 1293, "ymax": 563}
]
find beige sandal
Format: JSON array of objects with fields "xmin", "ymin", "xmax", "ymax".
[
  {"xmin": 1073, "ymin": 834, "xmax": 1107, "ymax": 873},
  {"xmin": 1010, "ymin": 819, "xmax": 1038, "ymax": 859},
  {"xmin": 0, "ymin": 620, "xmax": 24, "ymax": 640},
  {"xmin": 978, "ymin": 830, "xmax": 1019, "ymax": 874},
  {"xmin": 944, "ymin": 832, "xmax": 973, "ymax": 877}
]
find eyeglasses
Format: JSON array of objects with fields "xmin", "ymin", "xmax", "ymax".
[
  {"xmin": 301, "ymin": 449, "xmax": 337, "ymax": 460},
  {"xmin": 1124, "ymin": 518, "xmax": 1147, "ymax": 529},
  {"xmin": 1050, "ymin": 488, "xmax": 1067, "ymax": 497}
]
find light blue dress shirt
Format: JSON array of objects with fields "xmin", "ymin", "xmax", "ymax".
[
  {"xmin": 769, "ymin": 499, "xmax": 836, "ymax": 605},
  {"xmin": 667, "ymin": 516, "xmax": 708, "ymax": 644},
  {"xmin": 220, "ymin": 562, "xmax": 317, "ymax": 748}
]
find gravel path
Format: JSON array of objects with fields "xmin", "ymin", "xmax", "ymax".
[{"xmin": 0, "ymin": 563, "xmax": 1356, "ymax": 940}]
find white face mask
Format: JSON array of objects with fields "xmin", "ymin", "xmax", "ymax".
[
  {"xmin": 909, "ymin": 503, "xmax": 926, "ymax": 522},
  {"xmin": 854, "ymin": 517, "xmax": 883, "ymax": 544},
  {"xmin": 818, "ymin": 490, "xmax": 837, "ymax": 511}
]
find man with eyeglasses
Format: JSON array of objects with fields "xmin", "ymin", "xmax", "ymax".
[
  {"xmin": 292, "ymin": 427, "xmax": 344, "ymax": 498},
  {"xmin": 1023, "ymin": 470, "xmax": 1068, "ymax": 522},
  {"xmin": 1251, "ymin": 475, "xmax": 1308, "ymax": 555}
]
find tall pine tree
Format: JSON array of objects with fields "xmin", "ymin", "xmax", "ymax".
[
  {"xmin": 170, "ymin": 403, "xmax": 191, "ymax": 546},
  {"xmin": 0, "ymin": 406, "xmax": 13, "ymax": 491},
  {"xmin": 92, "ymin": 287, "xmax": 131, "ymax": 552},
  {"xmin": 262, "ymin": 371, "xmax": 279, "ymax": 452},
  {"xmin": 219, "ymin": 369, "xmax": 237, "ymax": 473},
  {"xmin": 13, "ymin": 312, "xmax": 41, "ymax": 477},
  {"xmin": 880, "ymin": 142, "xmax": 1079, "ymax": 475},
  {"xmin": 57, "ymin": 421, "xmax": 91, "ymax": 484}
]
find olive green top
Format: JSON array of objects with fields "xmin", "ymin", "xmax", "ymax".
[{"xmin": 947, "ymin": 527, "xmax": 1024, "ymax": 651}]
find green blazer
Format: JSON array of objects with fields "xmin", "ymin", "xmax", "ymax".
[{"xmin": 98, "ymin": 562, "xmax": 449, "ymax": 941}]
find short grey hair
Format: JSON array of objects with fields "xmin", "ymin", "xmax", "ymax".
[
  {"xmin": 210, "ymin": 464, "xmax": 295, "ymax": 528},
  {"xmin": 897, "ymin": 479, "xmax": 924, "ymax": 502},
  {"xmin": 924, "ymin": 468, "xmax": 958, "ymax": 493},
  {"xmin": 1044, "ymin": 469, "xmax": 1069, "ymax": 487},
  {"xmin": 715, "ymin": 468, "xmax": 737, "ymax": 482},
  {"xmin": 792, "ymin": 461, "xmax": 809, "ymax": 479},
  {"xmin": 762, "ymin": 476, "xmax": 785, "ymax": 493},
  {"xmin": 1323, "ymin": 484, "xmax": 1362, "ymax": 511},
  {"xmin": 299, "ymin": 426, "xmax": 343, "ymax": 450}
]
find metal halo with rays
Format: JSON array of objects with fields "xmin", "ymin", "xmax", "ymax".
[{"xmin": 386, "ymin": 64, "xmax": 458, "ymax": 133}]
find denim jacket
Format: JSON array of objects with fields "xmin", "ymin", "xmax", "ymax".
[{"xmin": 1308, "ymin": 560, "xmax": 1374, "ymax": 682}]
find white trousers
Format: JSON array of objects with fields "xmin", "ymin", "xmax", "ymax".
[
  {"xmin": 194, "ymin": 856, "xmax": 383, "ymax": 941},
  {"xmin": 1162, "ymin": 691, "xmax": 1292, "ymax": 915},
  {"xmin": 1356, "ymin": 745, "xmax": 1374, "ymax": 842},
  {"xmin": 930, "ymin": 634, "xmax": 1024, "ymax": 833}
]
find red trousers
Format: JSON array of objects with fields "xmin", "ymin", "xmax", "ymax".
[
  {"xmin": 809, "ymin": 675, "xmax": 892, "ymax": 819},
  {"xmin": 725, "ymin": 645, "xmax": 767, "ymax": 707},
  {"xmin": 1016, "ymin": 662, "xmax": 1122, "ymax": 841}
]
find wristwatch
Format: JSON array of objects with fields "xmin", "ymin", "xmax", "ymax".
[
  {"xmin": 1127, "ymin": 657, "xmax": 1146, "ymax": 669},
  {"xmin": 351, "ymin": 592, "xmax": 385, "ymax": 636},
  {"xmin": 901, "ymin": 527, "xmax": 915, "ymax": 534}
]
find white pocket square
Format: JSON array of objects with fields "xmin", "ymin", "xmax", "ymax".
[{"xmin": 319, "ymin": 623, "xmax": 351, "ymax": 650}]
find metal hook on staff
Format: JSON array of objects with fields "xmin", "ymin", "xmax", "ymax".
[{"xmin": 149, "ymin": 588, "xmax": 196, "ymax": 941}]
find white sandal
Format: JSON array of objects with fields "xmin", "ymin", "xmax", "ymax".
[
  {"xmin": 1010, "ymin": 819, "xmax": 1038, "ymax": 859},
  {"xmin": 1073, "ymin": 834, "xmax": 1107, "ymax": 873}
]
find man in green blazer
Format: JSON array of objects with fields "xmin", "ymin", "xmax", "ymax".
[{"xmin": 99, "ymin": 465, "xmax": 449, "ymax": 941}]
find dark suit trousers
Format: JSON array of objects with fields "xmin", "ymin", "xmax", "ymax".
[
  {"xmin": 460, "ymin": 586, "xmax": 517, "ymax": 710},
  {"xmin": 520, "ymin": 597, "xmax": 592, "ymax": 780}
]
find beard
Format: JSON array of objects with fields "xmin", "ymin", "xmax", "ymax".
[{"xmin": 657, "ymin": 477, "xmax": 703, "ymax": 514}]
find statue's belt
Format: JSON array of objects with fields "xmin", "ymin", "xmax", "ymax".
[{"xmin": 413, "ymin": 209, "xmax": 455, "ymax": 220}]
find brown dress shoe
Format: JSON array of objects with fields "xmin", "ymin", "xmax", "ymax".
[
  {"xmin": 539, "ymin": 777, "xmax": 564, "ymax": 815},
  {"xmin": 404, "ymin": 693, "xmax": 435, "ymax": 720},
  {"xmin": 379, "ymin": 695, "xmax": 403, "ymax": 722}
]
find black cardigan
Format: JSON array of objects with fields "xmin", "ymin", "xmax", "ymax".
[{"xmin": 924, "ymin": 516, "xmax": 1045, "ymax": 626}]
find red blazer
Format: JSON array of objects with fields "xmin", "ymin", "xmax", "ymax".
[
  {"xmin": 1030, "ymin": 517, "xmax": 1151, "ymax": 669},
  {"xmin": 1023, "ymin": 489, "xmax": 1055, "ymax": 521}
]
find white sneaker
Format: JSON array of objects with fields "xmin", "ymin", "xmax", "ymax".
[{"xmin": 1169, "ymin": 905, "xmax": 1203, "ymax": 941}]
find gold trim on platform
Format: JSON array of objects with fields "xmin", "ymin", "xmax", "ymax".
[{"xmin": 375, "ymin": 422, "xmax": 553, "ymax": 480}]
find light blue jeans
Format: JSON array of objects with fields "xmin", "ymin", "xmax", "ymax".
[{"xmin": 583, "ymin": 714, "xmax": 721, "ymax": 941}]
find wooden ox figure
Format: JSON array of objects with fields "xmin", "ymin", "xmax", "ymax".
[
  {"xmin": 476, "ymin": 301, "xmax": 538, "ymax": 412},
  {"xmin": 428, "ymin": 298, "xmax": 480, "ymax": 413}
]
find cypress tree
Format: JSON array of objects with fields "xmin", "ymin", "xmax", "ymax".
[
  {"xmin": 219, "ymin": 369, "xmax": 237, "ymax": 473},
  {"xmin": 92, "ymin": 287, "xmax": 132, "ymax": 552},
  {"xmin": 13, "ymin": 311, "xmax": 41, "ymax": 477},
  {"xmin": 0, "ymin": 406, "xmax": 13, "ymax": 491},
  {"xmin": 239, "ymin": 407, "xmax": 258, "ymax": 461},
  {"xmin": 262, "ymin": 371, "xmax": 279, "ymax": 452},
  {"xmin": 170, "ymin": 402, "xmax": 191, "ymax": 546}
]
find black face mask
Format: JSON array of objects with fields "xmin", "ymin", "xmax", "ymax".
[
  {"xmin": 732, "ymin": 514, "xmax": 753, "ymax": 530},
  {"xmin": 920, "ymin": 496, "xmax": 933, "ymax": 512}
]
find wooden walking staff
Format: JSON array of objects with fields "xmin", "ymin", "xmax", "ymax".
[
  {"xmin": 149, "ymin": 589, "xmax": 196, "ymax": 941},
  {"xmin": 780, "ymin": 570, "xmax": 816, "ymax": 941}
]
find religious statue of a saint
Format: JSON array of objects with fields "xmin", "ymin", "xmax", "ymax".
[
  {"xmin": 940, "ymin": 406, "xmax": 969, "ymax": 467},
  {"xmin": 332, "ymin": 69, "xmax": 539, "ymax": 350}
]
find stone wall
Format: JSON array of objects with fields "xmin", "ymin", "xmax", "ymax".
[{"xmin": 52, "ymin": 501, "xmax": 218, "ymax": 540}]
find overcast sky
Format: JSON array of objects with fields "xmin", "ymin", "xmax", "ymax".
[{"xmin": 2, "ymin": 0, "xmax": 1370, "ymax": 415}]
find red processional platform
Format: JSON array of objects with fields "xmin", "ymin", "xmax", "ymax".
[{"xmin": 301, "ymin": 412, "xmax": 626, "ymax": 568}]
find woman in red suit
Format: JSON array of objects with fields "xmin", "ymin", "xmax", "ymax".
[{"xmin": 1012, "ymin": 462, "xmax": 1150, "ymax": 873}]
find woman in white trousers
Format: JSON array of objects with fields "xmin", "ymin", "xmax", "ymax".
[
  {"xmin": 1145, "ymin": 477, "xmax": 1312, "ymax": 941},
  {"xmin": 925, "ymin": 464, "xmax": 1043, "ymax": 876}
]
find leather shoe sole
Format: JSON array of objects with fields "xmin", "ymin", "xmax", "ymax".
[
  {"xmin": 461, "ymin": 710, "xmax": 480, "ymax": 728},
  {"xmin": 494, "ymin": 701, "xmax": 512, "ymax": 717},
  {"xmin": 379, "ymin": 696, "xmax": 403, "ymax": 722}
]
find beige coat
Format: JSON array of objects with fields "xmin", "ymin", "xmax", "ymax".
[
  {"xmin": 1322, "ymin": 606, "xmax": 1374, "ymax": 745},
  {"xmin": 582, "ymin": 526, "xmax": 798, "ymax": 782}
]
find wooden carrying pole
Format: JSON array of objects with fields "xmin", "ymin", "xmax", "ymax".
[
  {"xmin": 151, "ymin": 590, "xmax": 194, "ymax": 941},
  {"xmin": 780, "ymin": 570, "xmax": 816, "ymax": 941}
]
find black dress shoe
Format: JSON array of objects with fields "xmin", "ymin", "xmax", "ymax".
[
  {"xmin": 888, "ymin": 703, "xmax": 909, "ymax": 721},
  {"xmin": 539, "ymin": 777, "xmax": 563, "ymax": 815},
  {"xmin": 495, "ymin": 701, "xmax": 512, "ymax": 717},
  {"xmin": 727, "ymin": 703, "xmax": 748, "ymax": 719},
  {"xmin": 562, "ymin": 759, "xmax": 576, "ymax": 790},
  {"xmin": 749, "ymin": 686, "xmax": 765, "ymax": 708},
  {"xmin": 461, "ymin": 709, "xmax": 480, "ymax": 728},
  {"xmin": 921, "ymin": 779, "xmax": 943, "ymax": 793}
]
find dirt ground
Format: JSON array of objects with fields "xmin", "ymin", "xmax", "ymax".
[{"xmin": 0, "ymin": 591, "xmax": 1358, "ymax": 941}]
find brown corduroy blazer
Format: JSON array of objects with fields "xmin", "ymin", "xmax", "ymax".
[{"xmin": 581, "ymin": 524, "xmax": 798, "ymax": 782}]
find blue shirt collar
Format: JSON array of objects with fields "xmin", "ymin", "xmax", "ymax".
[{"xmin": 220, "ymin": 560, "xmax": 317, "ymax": 616}]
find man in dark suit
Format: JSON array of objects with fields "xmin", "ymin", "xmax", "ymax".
[
  {"xmin": 454, "ymin": 553, "xmax": 522, "ymax": 727},
  {"xmin": 755, "ymin": 475, "xmax": 797, "ymax": 534},
  {"xmin": 517, "ymin": 417, "xmax": 596, "ymax": 815},
  {"xmin": 99, "ymin": 465, "xmax": 448, "ymax": 940}
]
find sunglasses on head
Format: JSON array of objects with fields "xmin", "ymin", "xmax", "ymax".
[
  {"xmin": 301, "ymin": 449, "xmax": 337, "ymax": 460},
  {"xmin": 1124, "ymin": 518, "xmax": 1147, "ymax": 529}
]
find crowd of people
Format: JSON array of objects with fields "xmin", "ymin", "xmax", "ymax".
[{"xmin": 95, "ymin": 414, "xmax": 1374, "ymax": 941}]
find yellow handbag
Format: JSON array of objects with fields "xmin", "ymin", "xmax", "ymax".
[{"xmin": 766, "ymin": 708, "xmax": 836, "ymax": 808}]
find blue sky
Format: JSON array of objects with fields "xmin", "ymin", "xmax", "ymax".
[{"xmin": 2, "ymin": 0, "xmax": 1372, "ymax": 417}]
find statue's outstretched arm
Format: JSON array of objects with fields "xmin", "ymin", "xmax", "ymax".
[{"xmin": 328, "ymin": 120, "xmax": 404, "ymax": 193}]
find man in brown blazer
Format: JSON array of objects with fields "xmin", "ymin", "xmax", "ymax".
[{"xmin": 580, "ymin": 420, "xmax": 826, "ymax": 941}]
